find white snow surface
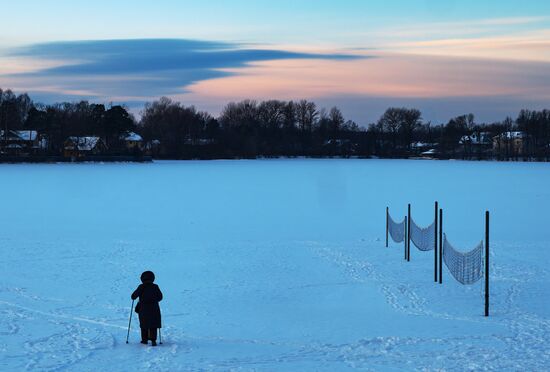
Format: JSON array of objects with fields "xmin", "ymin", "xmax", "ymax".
[{"xmin": 0, "ymin": 159, "xmax": 549, "ymax": 371}]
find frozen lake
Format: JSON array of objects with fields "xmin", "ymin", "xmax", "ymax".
[{"xmin": 1, "ymin": 159, "xmax": 549, "ymax": 370}]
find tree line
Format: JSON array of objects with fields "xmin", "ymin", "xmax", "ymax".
[{"xmin": 1, "ymin": 87, "xmax": 549, "ymax": 160}]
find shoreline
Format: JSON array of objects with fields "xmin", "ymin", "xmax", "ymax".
[{"xmin": 1, "ymin": 155, "xmax": 549, "ymax": 164}]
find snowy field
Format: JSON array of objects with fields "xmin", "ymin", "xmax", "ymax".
[{"xmin": 1, "ymin": 159, "xmax": 549, "ymax": 371}]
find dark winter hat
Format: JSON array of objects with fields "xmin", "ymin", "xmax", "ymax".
[{"xmin": 140, "ymin": 271, "xmax": 155, "ymax": 283}]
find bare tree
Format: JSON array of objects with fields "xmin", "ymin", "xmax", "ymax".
[{"xmin": 296, "ymin": 100, "xmax": 318, "ymax": 132}]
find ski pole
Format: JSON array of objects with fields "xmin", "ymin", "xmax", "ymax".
[
  {"xmin": 126, "ymin": 299, "xmax": 134, "ymax": 344},
  {"xmin": 159, "ymin": 328, "xmax": 163, "ymax": 344}
]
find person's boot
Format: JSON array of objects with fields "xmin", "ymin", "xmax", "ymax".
[
  {"xmin": 151, "ymin": 340, "xmax": 157, "ymax": 346},
  {"xmin": 141, "ymin": 329, "xmax": 149, "ymax": 344}
]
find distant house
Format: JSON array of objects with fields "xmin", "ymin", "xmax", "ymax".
[
  {"xmin": 0, "ymin": 130, "xmax": 39, "ymax": 154},
  {"xmin": 411, "ymin": 141, "xmax": 437, "ymax": 153},
  {"xmin": 460, "ymin": 132, "xmax": 492, "ymax": 156},
  {"xmin": 144, "ymin": 139, "xmax": 161, "ymax": 156},
  {"xmin": 459, "ymin": 132, "xmax": 492, "ymax": 147},
  {"xmin": 36, "ymin": 135, "xmax": 49, "ymax": 152},
  {"xmin": 120, "ymin": 131, "xmax": 144, "ymax": 151},
  {"xmin": 420, "ymin": 148, "xmax": 439, "ymax": 158},
  {"xmin": 64, "ymin": 136, "xmax": 107, "ymax": 158},
  {"xmin": 3, "ymin": 143, "xmax": 24, "ymax": 155},
  {"xmin": 493, "ymin": 131, "xmax": 528, "ymax": 156}
]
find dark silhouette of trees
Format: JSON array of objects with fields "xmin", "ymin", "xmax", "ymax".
[
  {"xmin": 215, "ymin": 100, "xmax": 363, "ymax": 157},
  {"xmin": 399, "ymin": 108, "xmax": 422, "ymax": 151},
  {"xmin": 1, "ymin": 87, "xmax": 550, "ymax": 161},
  {"xmin": 377, "ymin": 108, "xmax": 422, "ymax": 155},
  {"xmin": 1, "ymin": 93, "xmax": 137, "ymax": 155},
  {"xmin": 377, "ymin": 108, "xmax": 400, "ymax": 154},
  {"xmin": 104, "ymin": 105, "xmax": 136, "ymax": 149},
  {"xmin": 1, "ymin": 89, "xmax": 33, "ymax": 138},
  {"xmin": 439, "ymin": 114, "xmax": 473, "ymax": 156},
  {"xmin": 296, "ymin": 100, "xmax": 317, "ymax": 132},
  {"xmin": 517, "ymin": 109, "xmax": 550, "ymax": 157},
  {"xmin": 140, "ymin": 97, "xmax": 217, "ymax": 158}
]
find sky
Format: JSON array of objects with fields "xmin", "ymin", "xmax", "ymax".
[{"xmin": 1, "ymin": 0, "xmax": 550, "ymax": 124}]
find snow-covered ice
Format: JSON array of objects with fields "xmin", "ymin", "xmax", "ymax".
[{"xmin": 0, "ymin": 159, "xmax": 549, "ymax": 371}]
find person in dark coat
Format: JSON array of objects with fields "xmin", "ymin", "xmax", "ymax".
[{"xmin": 131, "ymin": 271, "xmax": 163, "ymax": 346}]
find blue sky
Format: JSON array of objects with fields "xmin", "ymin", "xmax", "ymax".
[
  {"xmin": 2, "ymin": 0, "xmax": 549, "ymax": 45},
  {"xmin": 1, "ymin": 0, "xmax": 549, "ymax": 123}
]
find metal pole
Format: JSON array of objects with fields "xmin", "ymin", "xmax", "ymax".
[
  {"xmin": 126, "ymin": 299, "xmax": 135, "ymax": 344},
  {"xmin": 403, "ymin": 216, "xmax": 409, "ymax": 260},
  {"xmin": 434, "ymin": 201, "xmax": 438, "ymax": 282},
  {"xmin": 159, "ymin": 328, "xmax": 163, "ymax": 344},
  {"xmin": 407, "ymin": 204, "xmax": 411, "ymax": 262},
  {"xmin": 439, "ymin": 208, "xmax": 443, "ymax": 284},
  {"xmin": 485, "ymin": 211, "xmax": 490, "ymax": 317},
  {"xmin": 386, "ymin": 207, "xmax": 389, "ymax": 248}
]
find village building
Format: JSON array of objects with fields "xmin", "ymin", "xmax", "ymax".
[
  {"xmin": 459, "ymin": 132, "xmax": 492, "ymax": 147},
  {"xmin": 492, "ymin": 131, "xmax": 528, "ymax": 157},
  {"xmin": 411, "ymin": 141, "xmax": 438, "ymax": 153},
  {"xmin": 120, "ymin": 131, "xmax": 144, "ymax": 151},
  {"xmin": 64, "ymin": 136, "xmax": 107, "ymax": 158},
  {"xmin": 144, "ymin": 139, "xmax": 161, "ymax": 156},
  {"xmin": 0, "ymin": 130, "xmax": 39, "ymax": 154},
  {"xmin": 459, "ymin": 132, "xmax": 493, "ymax": 156},
  {"xmin": 420, "ymin": 148, "xmax": 439, "ymax": 158}
]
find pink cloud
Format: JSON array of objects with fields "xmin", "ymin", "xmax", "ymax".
[
  {"xmin": 179, "ymin": 52, "xmax": 550, "ymax": 104},
  {"xmin": 392, "ymin": 30, "xmax": 550, "ymax": 62}
]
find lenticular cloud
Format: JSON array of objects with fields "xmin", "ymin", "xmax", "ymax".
[{"xmin": 6, "ymin": 39, "xmax": 362, "ymax": 97}]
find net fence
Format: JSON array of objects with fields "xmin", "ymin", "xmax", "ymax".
[
  {"xmin": 410, "ymin": 217, "xmax": 436, "ymax": 251},
  {"xmin": 388, "ymin": 213, "xmax": 406, "ymax": 243},
  {"xmin": 442, "ymin": 234, "xmax": 484, "ymax": 285}
]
